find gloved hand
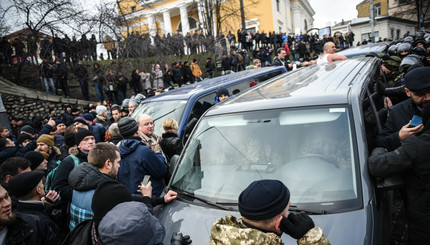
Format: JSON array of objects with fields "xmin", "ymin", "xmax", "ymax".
[
  {"xmin": 376, "ymin": 80, "xmax": 386, "ymax": 95},
  {"xmin": 280, "ymin": 213, "xmax": 315, "ymax": 239},
  {"xmin": 171, "ymin": 232, "xmax": 192, "ymax": 245}
]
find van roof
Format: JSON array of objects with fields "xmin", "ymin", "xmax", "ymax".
[
  {"xmin": 143, "ymin": 66, "xmax": 287, "ymax": 101},
  {"xmin": 207, "ymin": 58, "xmax": 378, "ymax": 115}
]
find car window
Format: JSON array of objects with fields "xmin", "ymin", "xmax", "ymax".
[
  {"xmin": 133, "ymin": 100, "xmax": 188, "ymax": 136},
  {"xmin": 172, "ymin": 106, "xmax": 361, "ymax": 213}
]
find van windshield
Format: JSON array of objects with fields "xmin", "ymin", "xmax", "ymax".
[
  {"xmin": 132, "ymin": 100, "xmax": 187, "ymax": 137},
  {"xmin": 170, "ymin": 106, "xmax": 362, "ymax": 212}
]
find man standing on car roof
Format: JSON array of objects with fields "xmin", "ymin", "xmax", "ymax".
[{"xmin": 209, "ymin": 179, "xmax": 330, "ymax": 245}]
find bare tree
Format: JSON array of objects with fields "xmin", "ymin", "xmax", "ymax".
[
  {"xmin": 390, "ymin": 0, "xmax": 430, "ymax": 29},
  {"xmin": 5, "ymin": 0, "xmax": 85, "ymax": 84}
]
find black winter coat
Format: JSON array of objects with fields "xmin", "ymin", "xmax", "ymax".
[
  {"xmin": 376, "ymin": 99, "xmax": 422, "ymax": 151},
  {"xmin": 159, "ymin": 132, "xmax": 183, "ymax": 161},
  {"xmin": 369, "ymin": 127, "xmax": 430, "ymax": 243}
]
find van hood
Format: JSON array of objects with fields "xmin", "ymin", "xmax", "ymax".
[{"xmin": 156, "ymin": 199, "xmax": 374, "ymax": 244}]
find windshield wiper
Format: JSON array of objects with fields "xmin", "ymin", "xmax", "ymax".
[
  {"xmin": 289, "ymin": 205, "xmax": 327, "ymax": 215},
  {"xmin": 177, "ymin": 190, "xmax": 232, "ymax": 211}
]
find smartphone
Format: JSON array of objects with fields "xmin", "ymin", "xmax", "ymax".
[
  {"xmin": 409, "ymin": 115, "xmax": 423, "ymax": 128},
  {"xmin": 142, "ymin": 175, "xmax": 151, "ymax": 186}
]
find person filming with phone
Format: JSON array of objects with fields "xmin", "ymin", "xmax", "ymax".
[
  {"xmin": 209, "ymin": 179, "xmax": 330, "ymax": 244},
  {"xmin": 376, "ymin": 67, "xmax": 430, "ymax": 151}
]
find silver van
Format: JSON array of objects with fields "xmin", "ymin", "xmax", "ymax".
[{"xmin": 157, "ymin": 58, "xmax": 390, "ymax": 244}]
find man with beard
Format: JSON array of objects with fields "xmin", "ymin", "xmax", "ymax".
[
  {"xmin": 67, "ymin": 142, "xmax": 121, "ymax": 230},
  {"xmin": 377, "ymin": 67, "xmax": 430, "ymax": 151},
  {"xmin": 0, "ymin": 184, "xmax": 55, "ymax": 244}
]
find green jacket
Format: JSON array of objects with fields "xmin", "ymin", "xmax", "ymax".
[{"xmin": 209, "ymin": 215, "xmax": 331, "ymax": 245}]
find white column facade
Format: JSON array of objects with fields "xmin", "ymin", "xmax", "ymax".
[
  {"xmin": 197, "ymin": 3, "xmax": 205, "ymax": 34},
  {"xmin": 163, "ymin": 10, "xmax": 172, "ymax": 35},
  {"xmin": 147, "ymin": 14, "xmax": 156, "ymax": 36},
  {"xmin": 179, "ymin": 4, "xmax": 190, "ymax": 34}
]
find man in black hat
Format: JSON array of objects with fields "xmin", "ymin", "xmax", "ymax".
[
  {"xmin": 50, "ymin": 129, "xmax": 95, "ymax": 203},
  {"xmin": 7, "ymin": 171, "xmax": 61, "ymax": 244},
  {"xmin": 117, "ymin": 117, "xmax": 167, "ymax": 197},
  {"xmin": 215, "ymin": 86, "xmax": 230, "ymax": 104},
  {"xmin": 210, "ymin": 179, "xmax": 330, "ymax": 244},
  {"xmin": 369, "ymin": 102, "xmax": 430, "ymax": 244},
  {"xmin": 377, "ymin": 67, "xmax": 430, "ymax": 151}
]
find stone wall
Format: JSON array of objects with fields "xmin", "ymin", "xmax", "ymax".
[{"xmin": 0, "ymin": 80, "xmax": 95, "ymax": 120}]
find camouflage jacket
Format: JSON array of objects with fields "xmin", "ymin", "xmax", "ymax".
[{"xmin": 209, "ymin": 215, "xmax": 331, "ymax": 245}]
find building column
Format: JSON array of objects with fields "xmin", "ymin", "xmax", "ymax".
[
  {"xmin": 147, "ymin": 14, "xmax": 156, "ymax": 37},
  {"xmin": 147, "ymin": 14, "xmax": 156, "ymax": 44},
  {"xmin": 197, "ymin": 3, "xmax": 205, "ymax": 34},
  {"xmin": 163, "ymin": 10, "xmax": 172, "ymax": 35},
  {"xmin": 179, "ymin": 3, "xmax": 190, "ymax": 34}
]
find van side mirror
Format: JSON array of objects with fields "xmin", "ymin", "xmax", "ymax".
[
  {"xmin": 376, "ymin": 174, "xmax": 404, "ymax": 191},
  {"xmin": 169, "ymin": 154, "xmax": 180, "ymax": 176}
]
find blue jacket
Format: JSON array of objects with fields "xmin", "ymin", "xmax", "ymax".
[
  {"xmin": 118, "ymin": 138, "xmax": 167, "ymax": 197},
  {"xmin": 68, "ymin": 162, "xmax": 112, "ymax": 230},
  {"xmin": 90, "ymin": 123, "xmax": 105, "ymax": 143}
]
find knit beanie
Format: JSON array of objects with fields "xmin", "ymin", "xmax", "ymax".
[
  {"xmin": 118, "ymin": 117, "xmax": 138, "ymax": 138},
  {"xmin": 36, "ymin": 134, "xmax": 54, "ymax": 147},
  {"xmin": 96, "ymin": 105, "xmax": 107, "ymax": 116},
  {"xmin": 75, "ymin": 129, "xmax": 94, "ymax": 146},
  {"xmin": 7, "ymin": 171, "xmax": 45, "ymax": 197},
  {"xmin": 24, "ymin": 151, "xmax": 45, "ymax": 170},
  {"xmin": 55, "ymin": 120, "xmax": 66, "ymax": 126},
  {"xmin": 216, "ymin": 86, "xmax": 230, "ymax": 97},
  {"xmin": 74, "ymin": 116, "xmax": 89, "ymax": 126},
  {"xmin": 82, "ymin": 113, "xmax": 94, "ymax": 122},
  {"xmin": 64, "ymin": 132, "xmax": 76, "ymax": 147},
  {"xmin": 92, "ymin": 181, "xmax": 133, "ymax": 226},
  {"xmin": 20, "ymin": 125, "xmax": 35, "ymax": 135},
  {"xmin": 239, "ymin": 179, "xmax": 290, "ymax": 220},
  {"xmin": 17, "ymin": 134, "xmax": 33, "ymax": 145}
]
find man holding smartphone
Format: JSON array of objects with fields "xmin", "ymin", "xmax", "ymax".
[
  {"xmin": 209, "ymin": 179, "xmax": 330, "ymax": 244},
  {"xmin": 377, "ymin": 67, "xmax": 430, "ymax": 151}
]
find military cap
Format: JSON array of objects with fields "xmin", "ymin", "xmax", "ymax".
[
  {"xmin": 8, "ymin": 171, "xmax": 45, "ymax": 197},
  {"xmin": 405, "ymin": 67, "xmax": 430, "ymax": 91},
  {"xmin": 239, "ymin": 179, "xmax": 290, "ymax": 220},
  {"xmin": 382, "ymin": 56, "xmax": 401, "ymax": 72}
]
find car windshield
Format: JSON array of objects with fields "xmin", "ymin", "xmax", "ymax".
[
  {"xmin": 132, "ymin": 100, "xmax": 187, "ymax": 136},
  {"xmin": 171, "ymin": 106, "xmax": 361, "ymax": 212}
]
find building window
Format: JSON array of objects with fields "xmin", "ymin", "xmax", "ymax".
[
  {"xmin": 131, "ymin": 6, "xmax": 136, "ymax": 13},
  {"xmin": 304, "ymin": 20, "xmax": 308, "ymax": 32},
  {"xmin": 390, "ymin": 28, "xmax": 394, "ymax": 40},
  {"xmin": 276, "ymin": 0, "xmax": 280, "ymax": 12},
  {"xmin": 177, "ymin": 17, "xmax": 198, "ymax": 33},
  {"xmin": 396, "ymin": 29, "xmax": 400, "ymax": 40},
  {"xmin": 279, "ymin": 27, "xmax": 282, "ymax": 33},
  {"xmin": 398, "ymin": 0, "xmax": 407, "ymax": 5},
  {"xmin": 374, "ymin": 3, "xmax": 381, "ymax": 16}
]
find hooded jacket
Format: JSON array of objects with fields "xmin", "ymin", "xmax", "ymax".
[
  {"xmin": 68, "ymin": 162, "xmax": 112, "ymax": 230},
  {"xmin": 98, "ymin": 201, "xmax": 164, "ymax": 245},
  {"xmin": 51, "ymin": 148, "xmax": 88, "ymax": 202},
  {"xmin": 117, "ymin": 138, "xmax": 167, "ymax": 197}
]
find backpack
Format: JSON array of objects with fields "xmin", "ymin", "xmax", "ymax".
[{"xmin": 45, "ymin": 155, "xmax": 80, "ymax": 193}]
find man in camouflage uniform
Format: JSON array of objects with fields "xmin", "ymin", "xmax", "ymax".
[{"xmin": 210, "ymin": 179, "xmax": 330, "ymax": 245}]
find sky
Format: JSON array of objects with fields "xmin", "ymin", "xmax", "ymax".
[
  {"xmin": 309, "ymin": 0, "xmax": 364, "ymax": 28},
  {"xmin": 1, "ymin": 0, "xmax": 365, "ymax": 34}
]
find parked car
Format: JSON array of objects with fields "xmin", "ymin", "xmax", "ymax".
[
  {"xmin": 156, "ymin": 58, "xmax": 391, "ymax": 244},
  {"xmin": 338, "ymin": 42, "xmax": 389, "ymax": 59},
  {"xmin": 131, "ymin": 66, "xmax": 287, "ymax": 140}
]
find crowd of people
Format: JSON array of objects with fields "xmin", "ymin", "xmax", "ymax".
[{"xmin": 1, "ymin": 29, "xmax": 430, "ymax": 244}]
